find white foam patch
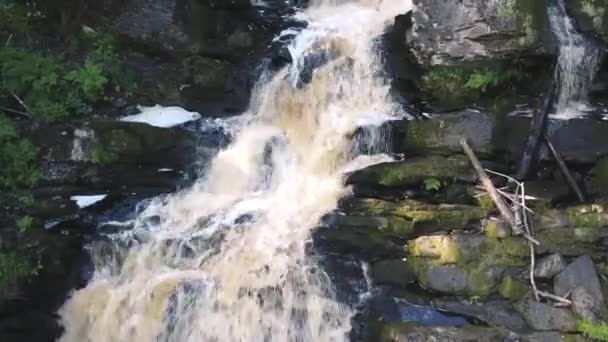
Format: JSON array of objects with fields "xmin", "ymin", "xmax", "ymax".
[
  {"xmin": 70, "ymin": 195, "xmax": 108, "ymax": 208},
  {"xmin": 120, "ymin": 105, "xmax": 202, "ymax": 128}
]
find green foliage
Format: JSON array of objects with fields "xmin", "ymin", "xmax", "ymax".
[
  {"xmin": 577, "ymin": 319, "xmax": 608, "ymax": 341},
  {"xmin": 65, "ymin": 61, "xmax": 108, "ymax": 100},
  {"xmin": 0, "ymin": 251, "xmax": 32, "ymax": 300},
  {"xmin": 16, "ymin": 215, "xmax": 33, "ymax": 232},
  {"xmin": 465, "ymin": 68, "xmax": 503, "ymax": 92},
  {"xmin": 89, "ymin": 144, "xmax": 116, "ymax": 164},
  {"xmin": 0, "ymin": 138, "xmax": 39, "ymax": 190},
  {"xmin": 0, "ymin": 0, "xmax": 32, "ymax": 32},
  {"xmin": 0, "ymin": 113, "xmax": 17, "ymax": 140},
  {"xmin": 423, "ymin": 177, "xmax": 442, "ymax": 192},
  {"xmin": 429, "ymin": 66, "xmax": 517, "ymax": 94}
]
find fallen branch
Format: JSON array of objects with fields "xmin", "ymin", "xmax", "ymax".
[
  {"xmin": 543, "ymin": 132, "xmax": 586, "ymax": 203},
  {"xmin": 516, "ymin": 60, "xmax": 557, "ymax": 180},
  {"xmin": 6, "ymin": 88, "xmax": 34, "ymax": 118},
  {"xmin": 461, "ymin": 138, "xmax": 522, "ymax": 235},
  {"xmin": 0, "ymin": 105, "xmax": 32, "ymax": 119}
]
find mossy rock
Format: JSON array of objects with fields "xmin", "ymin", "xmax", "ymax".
[
  {"xmin": 534, "ymin": 204, "xmax": 608, "ymax": 230},
  {"xmin": 379, "ymin": 323, "xmax": 509, "ymax": 342},
  {"xmin": 346, "ymin": 155, "xmax": 475, "ymax": 188},
  {"xmin": 409, "ymin": 235, "xmax": 529, "ymax": 266},
  {"xmin": 392, "ymin": 109, "xmax": 501, "ymax": 157},
  {"xmin": 407, "ymin": 234, "xmax": 528, "ymax": 296},
  {"xmin": 339, "ymin": 198, "xmax": 489, "ymax": 233},
  {"xmin": 499, "ymin": 275, "xmax": 529, "ymax": 302}
]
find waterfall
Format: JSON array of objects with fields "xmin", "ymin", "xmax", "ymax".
[
  {"xmin": 58, "ymin": 1, "xmax": 410, "ymax": 341},
  {"xmin": 547, "ymin": 0, "xmax": 603, "ymax": 120}
]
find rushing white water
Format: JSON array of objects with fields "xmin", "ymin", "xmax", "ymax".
[
  {"xmin": 58, "ymin": 1, "xmax": 409, "ymax": 341},
  {"xmin": 547, "ymin": 0, "xmax": 603, "ymax": 120}
]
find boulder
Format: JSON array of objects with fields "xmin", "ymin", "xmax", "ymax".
[
  {"xmin": 517, "ymin": 294, "xmax": 577, "ymax": 332},
  {"xmin": 409, "ymin": 235, "xmax": 529, "ymax": 265},
  {"xmin": 534, "ymin": 253, "xmax": 567, "ymax": 280},
  {"xmin": 567, "ymin": 0, "xmax": 608, "ymax": 45},
  {"xmin": 408, "ymin": 0, "xmax": 553, "ymax": 66},
  {"xmin": 554, "ymin": 256, "xmax": 604, "ymax": 307},
  {"xmin": 433, "ymin": 299, "xmax": 527, "ymax": 331},
  {"xmin": 371, "ymin": 259, "xmax": 417, "ymax": 288},
  {"xmin": 571, "ymin": 286, "xmax": 604, "ymax": 322},
  {"xmin": 390, "ymin": 109, "xmax": 500, "ymax": 157}
]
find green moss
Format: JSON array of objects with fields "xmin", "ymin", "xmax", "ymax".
[
  {"xmin": 403, "ymin": 119, "xmax": 442, "ymax": 154},
  {"xmin": 353, "ymin": 155, "xmax": 473, "ymax": 188},
  {"xmin": 567, "ymin": 205, "xmax": 608, "ymax": 228},
  {"xmin": 499, "ymin": 275, "xmax": 528, "ymax": 302},
  {"xmin": 577, "ymin": 319, "xmax": 608, "ymax": 341},
  {"xmin": 89, "ymin": 144, "xmax": 116, "ymax": 164}
]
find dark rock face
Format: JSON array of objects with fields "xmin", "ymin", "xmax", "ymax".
[
  {"xmin": 567, "ymin": 0, "xmax": 608, "ymax": 45},
  {"xmin": 408, "ymin": 0, "xmax": 553, "ymax": 66},
  {"xmin": 100, "ymin": 0, "xmax": 301, "ymax": 115},
  {"xmin": 517, "ymin": 295, "xmax": 577, "ymax": 332}
]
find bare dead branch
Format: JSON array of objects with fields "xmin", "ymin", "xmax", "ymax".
[
  {"xmin": 543, "ymin": 132, "xmax": 586, "ymax": 203},
  {"xmin": 461, "ymin": 138, "xmax": 521, "ymax": 234}
]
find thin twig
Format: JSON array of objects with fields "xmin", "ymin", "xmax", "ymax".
[
  {"xmin": 0, "ymin": 106, "xmax": 32, "ymax": 118},
  {"xmin": 543, "ymin": 132, "xmax": 586, "ymax": 203},
  {"xmin": 6, "ymin": 88, "xmax": 34, "ymax": 118},
  {"xmin": 4, "ymin": 33, "xmax": 13, "ymax": 47}
]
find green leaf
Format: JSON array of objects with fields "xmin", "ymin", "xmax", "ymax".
[
  {"xmin": 423, "ymin": 178, "xmax": 442, "ymax": 192},
  {"xmin": 16, "ymin": 215, "xmax": 33, "ymax": 232}
]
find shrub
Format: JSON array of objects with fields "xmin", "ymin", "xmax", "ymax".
[
  {"xmin": 0, "ymin": 137, "xmax": 39, "ymax": 190},
  {"xmin": 0, "ymin": 251, "xmax": 32, "ymax": 300},
  {"xmin": 577, "ymin": 319, "xmax": 608, "ymax": 341}
]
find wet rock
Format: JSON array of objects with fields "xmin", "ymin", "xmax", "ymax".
[
  {"xmin": 548, "ymin": 119, "xmax": 608, "ymax": 163},
  {"xmin": 517, "ymin": 295, "xmax": 577, "ymax": 332},
  {"xmin": 371, "ymin": 259, "xmax": 416, "ymax": 287},
  {"xmin": 521, "ymin": 332, "xmax": 588, "ymax": 342},
  {"xmin": 390, "ymin": 109, "xmax": 500, "ymax": 157},
  {"xmin": 408, "ymin": 234, "xmax": 529, "ymax": 296},
  {"xmin": 408, "ymin": 0, "xmax": 553, "ymax": 66},
  {"xmin": 554, "ymin": 256, "xmax": 604, "ymax": 306},
  {"xmin": 339, "ymin": 198, "xmax": 488, "ymax": 233},
  {"xmin": 346, "ymin": 155, "xmax": 475, "ymax": 188},
  {"xmin": 433, "ymin": 299, "xmax": 527, "ymax": 331},
  {"xmin": 411, "ymin": 261, "xmax": 507, "ymax": 296},
  {"xmin": 525, "ymin": 181, "xmax": 571, "ymax": 207},
  {"xmin": 321, "ymin": 213, "xmax": 414, "ymax": 238},
  {"xmin": 534, "ymin": 253, "xmax": 567, "ymax": 280},
  {"xmin": 379, "ymin": 323, "xmax": 509, "ymax": 342},
  {"xmin": 409, "ymin": 235, "xmax": 529, "ymax": 265},
  {"xmin": 567, "ymin": 0, "xmax": 608, "ymax": 45},
  {"xmin": 571, "ymin": 286, "xmax": 603, "ymax": 322}
]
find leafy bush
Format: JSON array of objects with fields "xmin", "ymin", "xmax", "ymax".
[
  {"xmin": 0, "ymin": 251, "xmax": 32, "ymax": 300},
  {"xmin": 428, "ymin": 65, "xmax": 520, "ymax": 100},
  {"xmin": 577, "ymin": 319, "xmax": 608, "ymax": 341},
  {"xmin": 0, "ymin": 137, "xmax": 39, "ymax": 190},
  {"xmin": 0, "ymin": 47, "xmax": 119, "ymax": 121}
]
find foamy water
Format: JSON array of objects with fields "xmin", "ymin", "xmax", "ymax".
[{"xmin": 58, "ymin": 1, "xmax": 410, "ymax": 341}]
